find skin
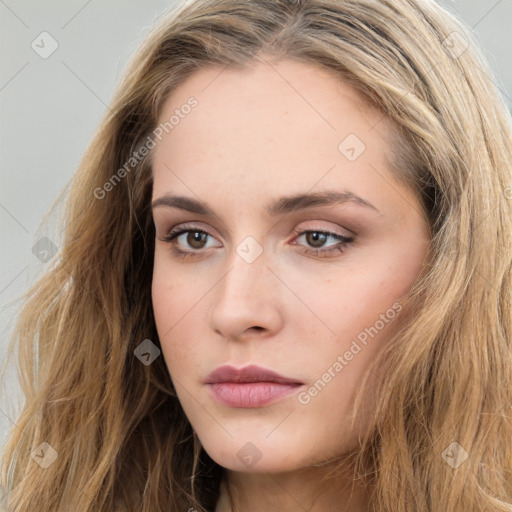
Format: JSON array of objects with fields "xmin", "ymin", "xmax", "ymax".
[{"xmin": 151, "ymin": 56, "xmax": 431, "ymax": 512}]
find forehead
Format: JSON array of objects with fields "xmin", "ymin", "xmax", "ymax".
[
  {"xmin": 155, "ymin": 57, "xmax": 384, "ymax": 139},
  {"xmin": 150, "ymin": 58, "xmax": 410, "ymax": 217}
]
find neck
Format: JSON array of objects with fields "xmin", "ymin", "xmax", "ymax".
[{"xmin": 214, "ymin": 465, "xmax": 369, "ymax": 512}]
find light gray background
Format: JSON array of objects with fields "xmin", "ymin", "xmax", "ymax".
[{"xmin": 1, "ymin": 0, "xmax": 511, "ymax": 448}]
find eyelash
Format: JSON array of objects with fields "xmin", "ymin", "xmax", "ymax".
[{"xmin": 161, "ymin": 224, "xmax": 354, "ymax": 260}]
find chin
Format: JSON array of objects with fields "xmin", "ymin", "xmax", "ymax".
[
  {"xmin": 197, "ymin": 428, "xmax": 330, "ymax": 474},
  {"xmin": 205, "ymin": 443, "xmax": 302, "ymax": 473}
]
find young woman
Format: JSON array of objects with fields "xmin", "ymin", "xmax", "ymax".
[{"xmin": 1, "ymin": 0, "xmax": 511, "ymax": 511}]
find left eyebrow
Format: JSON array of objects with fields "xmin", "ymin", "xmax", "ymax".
[
  {"xmin": 151, "ymin": 189, "xmax": 381, "ymax": 216},
  {"xmin": 266, "ymin": 190, "xmax": 380, "ymax": 216}
]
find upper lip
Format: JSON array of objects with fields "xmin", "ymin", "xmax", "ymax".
[{"xmin": 204, "ymin": 364, "xmax": 303, "ymax": 385}]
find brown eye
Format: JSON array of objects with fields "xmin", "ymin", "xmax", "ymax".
[
  {"xmin": 305, "ymin": 231, "xmax": 328, "ymax": 248},
  {"xmin": 186, "ymin": 231, "xmax": 208, "ymax": 249},
  {"xmin": 161, "ymin": 225, "xmax": 222, "ymax": 256},
  {"xmin": 292, "ymin": 229, "xmax": 354, "ymax": 258}
]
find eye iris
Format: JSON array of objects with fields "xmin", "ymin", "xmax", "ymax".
[
  {"xmin": 306, "ymin": 232, "xmax": 327, "ymax": 248},
  {"xmin": 187, "ymin": 231, "xmax": 207, "ymax": 249}
]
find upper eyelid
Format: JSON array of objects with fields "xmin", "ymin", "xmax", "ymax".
[
  {"xmin": 154, "ymin": 205, "xmax": 360, "ymax": 238},
  {"xmin": 164, "ymin": 218, "xmax": 354, "ymax": 235},
  {"xmin": 167, "ymin": 223, "xmax": 219, "ymax": 240}
]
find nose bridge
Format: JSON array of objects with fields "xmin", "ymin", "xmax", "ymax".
[
  {"xmin": 209, "ymin": 235, "xmax": 283, "ymax": 337},
  {"xmin": 220, "ymin": 236, "xmax": 271, "ymax": 303}
]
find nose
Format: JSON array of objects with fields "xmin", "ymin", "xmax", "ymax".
[{"xmin": 209, "ymin": 243, "xmax": 284, "ymax": 341}]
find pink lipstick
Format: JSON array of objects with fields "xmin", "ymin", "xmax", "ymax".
[{"xmin": 204, "ymin": 364, "xmax": 304, "ymax": 408}]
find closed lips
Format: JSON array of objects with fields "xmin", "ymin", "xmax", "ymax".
[{"xmin": 204, "ymin": 365, "xmax": 304, "ymax": 408}]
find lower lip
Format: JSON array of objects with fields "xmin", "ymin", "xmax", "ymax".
[{"xmin": 208, "ymin": 382, "xmax": 302, "ymax": 408}]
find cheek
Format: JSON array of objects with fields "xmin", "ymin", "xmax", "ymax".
[
  {"xmin": 334, "ymin": 244, "xmax": 425, "ymax": 323},
  {"xmin": 288, "ymin": 260, "xmax": 412, "ymax": 343},
  {"xmin": 151, "ymin": 258, "xmax": 173, "ymax": 337},
  {"xmin": 151, "ymin": 262, "xmax": 206, "ymax": 377},
  {"xmin": 286, "ymin": 250, "xmax": 422, "ymax": 391},
  {"xmin": 152, "ymin": 262, "xmax": 183, "ymax": 364}
]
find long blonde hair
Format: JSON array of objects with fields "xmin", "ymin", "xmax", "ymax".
[{"xmin": 2, "ymin": 0, "xmax": 511, "ymax": 510}]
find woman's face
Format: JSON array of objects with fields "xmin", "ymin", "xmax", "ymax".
[{"xmin": 151, "ymin": 57, "xmax": 430, "ymax": 472}]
